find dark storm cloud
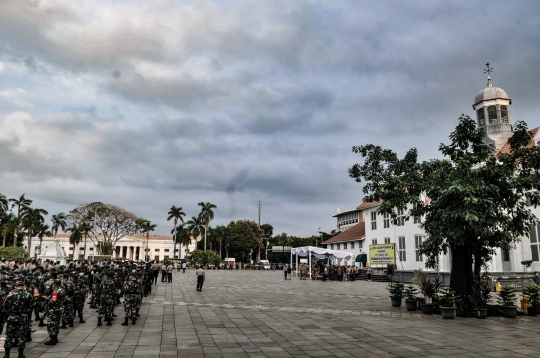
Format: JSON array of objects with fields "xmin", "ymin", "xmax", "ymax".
[{"xmin": 1, "ymin": 0, "xmax": 540, "ymax": 235}]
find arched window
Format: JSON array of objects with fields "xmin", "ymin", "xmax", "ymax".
[
  {"xmin": 488, "ymin": 106, "xmax": 497, "ymax": 123},
  {"xmin": 477, "ymin": 108, "xmax": 485, "ymax": 126},
  {"xmin": 501, "ymin": 105, "xmax": 508, "ymax": 123}
]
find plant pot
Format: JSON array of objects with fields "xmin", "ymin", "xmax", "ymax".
[
  {"xmin": 405, "ymin": 299, "xmax": 417, "ymax": 311},
  {"xmin": 501, "ymin": 305, "xmax": 518, "ymax": 318},
  {"xmin": 416, "ymin": 297, "xmax": 426, "ymax": 308},
  {"xmin": 440, "ymin": 306, "xmax": 457, "ymax": 319},
  {"xmin": 475, "ymin": 308, "xmax": 487, "ymax": 319},
  {"xmin": 527, "ymin": 306, "xmax": 538, "ymax": 317},
  {"xmin": 390, "ymin": 297, "xmax": 402, "ymax": 307},
  {"xmin": 420, "ymin": 303, "xmax": 434, "ymax": 314}
]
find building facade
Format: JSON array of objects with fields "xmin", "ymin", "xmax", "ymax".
[{"xmin": 23, "ymin": 233, "xmax": 197, "ymax": 261}]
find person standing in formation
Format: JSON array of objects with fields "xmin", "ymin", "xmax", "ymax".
[
  {"xmin": 167, "ymin": 264, "xmax": 173, "ymax": 283},
  {"xmin": 3, "ymin": 280, "xmax": 33, "ymax": 358},
  {"xmin": 196, "ymin": 265, "xmax": 205, "ymax": 291},
  {"xmin": 44, "ymin": 279, "xmax": 65, "ymax": 346},
  {"xmin": 152, "ymin": 261, "xmax": 160, "ymax": 285},
  {"xmin": 121, "ymin": 272, "xmax": 138, "ymax": 326}
]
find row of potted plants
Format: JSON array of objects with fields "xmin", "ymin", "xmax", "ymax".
[{"xmin": 387, "ymin": 273, "xmax": 540, "ymax": 319}]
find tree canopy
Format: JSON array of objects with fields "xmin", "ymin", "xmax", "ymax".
[{"xmin": 349, "ymin": 115, "xmax": 540, "ymax": 297}]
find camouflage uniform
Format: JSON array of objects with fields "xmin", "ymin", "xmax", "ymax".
[
  {"xmin": 3, "ymin": 282, "xmax": 33, "ymax": 356},
  {"xmin": 0, "ymin": 281, "xmax": 9, "ymax": 335},
  {"xmin": 121, "ymin": 275, "xmax": 138, "ymax": 325},
  {"xmin": 45, "ymin": 281, "xmax": 65, "ymax": 345},
  {"xmin": 90, "ymin": 271, "xmax": 102, "ymax": 308},
  {"xmin": 97, "ymin": 272, "xmax": 116, "ymax": 326},
  {"xmin": 73, "ymin": 273, "xmax": 87, "ymax": 323},
  {"xmin": 61, "ymin": 275, "xmax": 75, "ymax": 328}
]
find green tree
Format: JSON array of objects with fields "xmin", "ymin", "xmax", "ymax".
[
  {"xmin": 0, "ymin": 194, "xmax": 8, "ymax": 218},
  {"xmin": 349, "ymin": 115, "xmax": 540, "ymax": 297},
  {"xmin": 8, "ymin": 194, "xmax": 32, "ymax": 246},
  {"xmin": 186, "ymin": 215, "xmax": 204, "ymax": 241},
  {"xmin": 67, "ymin": 224, "xmax": 82, "ymax": 259},
  {"xmin": 21, "ymin": 206, "xmax": 48, "ymax": 257},
  {"xmin": 140, "ymin": 219, "xmax": 157, "ymax": 261},
  {"xmin": 226, "ymin": 220, "xmax": 263, "ymax": 263},
  {"xmin": 51, "ymin": 213, "xmax": 67, "ymax": 242},
  {"xmin": 210, "ymin": 225, "xmax": 228, "ymax": 259},
  {"xmin": 36, "ymin": 223, "xmax": 53, "ymax": 258},
  {"xmin": 167, "ymin": 205, "xmax": 186, "ymax": 259},
  {"xmin": 173, "ymin": 223, "xmax": 192, "ymax": 258},
  {"xmin": 198, "ymin": 201, "xmax": 217, "ymax": 251},
  {"xmin": 1, "ymin": 214, "xmax": 21, "ymax": 247},
  {"xmin": 188, "ymin": 249, "xmax": 221, "ymax": 265}
]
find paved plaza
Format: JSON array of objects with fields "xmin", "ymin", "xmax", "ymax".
[{"xmin": 8, "ymin": 270, "xmax": 540, "ymax": 358}]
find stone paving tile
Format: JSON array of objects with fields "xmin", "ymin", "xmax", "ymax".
[{"xmin": 5, "ymin": 269, "xmax": 540, "ymax": 357}]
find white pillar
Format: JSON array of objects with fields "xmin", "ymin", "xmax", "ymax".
[{"xmin": 296, "ymin": 254, "xmax": 299, "ymax": 277}]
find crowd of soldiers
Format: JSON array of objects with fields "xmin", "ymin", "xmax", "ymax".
[{"xmin": 0, "ymin": 259, "xmax": 156, "ymax": 358}]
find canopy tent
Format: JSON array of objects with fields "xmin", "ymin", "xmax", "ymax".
[
  {"xmin": 355, "ymin": 254, "xmax": 367, "ymax": 263},
  {"xmin": 290, "ymin": 246, "xmax": 355, "ymax": 278}
]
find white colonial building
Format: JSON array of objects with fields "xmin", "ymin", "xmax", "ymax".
[
  {"xmin": 327, "ymin": 69, "xmax": 540, "ymax": 273},
  {"xmin": 23, "ymin": 233, "xmax": 197, "ymax": 261}
]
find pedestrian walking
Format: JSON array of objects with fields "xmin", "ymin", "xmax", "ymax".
[
  {"xmin": 367, "ymin": 266, "xmax": 373, "ymax": 281},
  {"xmin": 151, "ymin": 261, "xmax": 160, "ymax": 285},
  {"xmin": 196, "ymin": 265, "xmax": 205, "ymax": 291},
  {"xmin": 167, "ymin": 264, "xmax": 173, "ymax": 282},
  {"xmin": 182, "ymin": 262, "xmax": 186, "ymax": 273}
]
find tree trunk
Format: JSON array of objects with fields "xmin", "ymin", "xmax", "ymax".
[
  {"xmin": 173, "ymin": 221, "xmax": 177, "ymax": 259},
  {"xmin": 219, "ymin": 240, "xmax": 222, "ymax": 259},
  {"xmin": 13, "ymin": 229, "xmax": 18, "ymax": 247},
  {"xmin": 473, "ymin": 248, "xmax": 482, "ymax": 279},
  {"xmin": 27, "ymin": 231, "xmax": 33, "ymax": 258},
  {"xmin": 84, "ymin": 235, "xmax": 87, "ymax": 260},
  {"xmin": 2, "ymin": 235, "xmax": 5, "ymax": 247},
  {"xmin": 449, "ymin": 244, "xmax": 474, "ymax": 298}
]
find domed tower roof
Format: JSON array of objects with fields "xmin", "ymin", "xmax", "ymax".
[
  {"xmin": 40, "ymin": 239, "xmax": 68, "ymax": 265},
  {"xmin": 474, "ymin": 86, "xmax": 510, "ymax": 106}
]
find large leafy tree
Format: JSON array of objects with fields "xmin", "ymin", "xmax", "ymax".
[
  {"xmin": 198, "ymin": 201, "xmax": 217, "ymax": 251},
  {"xmin": 349, "ymin": 115, "xmax": 540, "ymax": 297},
  {"xmin": 67, "ymin": 202, "xmax": 140, "ymax": 255},
  {"xmin": 210, "ymin": 225, "xmax": 228, "ymax": 259},
  {"xmin": 172, "ymin": 223, "xmax": 192, "ymax": 258},
  {"xmin": 8, "ymin": 194, "xmax": 32, "ymax": 246},
  {"xmin": 67, "ymin": 224, "xmax": 82, "ymax": 259},
  {"xmin": 226, "ymin": 220, "xmax": 263, "ymax": 263},
  {"xmin": 0, "ymin": 194, "xmax": 8, "ymax": 218},
  {"xmin": 51, "ymin": 213, "xmax": 67, "ymax": 241},
  {"xmin": 186, "ymin": 215, "xmax": 204, "ymax": 242},
  {"xmin": 167, "ymin": 206, "xmax": 186, "ymax": 259}
]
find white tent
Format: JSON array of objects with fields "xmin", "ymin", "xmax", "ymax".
[
  {"xmin": 40, "ymin": 239, "xmax": 68, "ymax": 266},
  {"xmin": 290, "ymin": 246, "xmax": 355, "ymax": 278}
]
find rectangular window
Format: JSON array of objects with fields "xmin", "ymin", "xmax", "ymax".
[
  {"xmin": 531, "ymin": 224, "xmax": 539, "ymax": 261},
  {"xmin": 398, "ymin": 236, "xmax": 406, "ymax": 261},
  {"xmin": 69, "ymin": 247, "xmax": 73, "ymax": 251},
  {"xmin": 414, "ymin": 215, "xmax": 421, "ymax": 224},
  {"xmin": 164, "ymin": 249, "xmax": 170, "ymax": 252},
  {"xmin": 89, "ymin": 248, "xmax": 94, "ymax": 251},
  {"xmin": 372, "ymin": 239, "xmax": 377, "ymax": 245},
  {"xmin": 383, "ymin": 213, "xmax": 390, "ymax": 228},
  {"xmin": 371, "ymin": 212, "xmax": 377, "ymax": 230},
  {"xmin": 331, "ymin": 244, "xmax": 334, "ymax": 250},
  {"xmin": 396, "ymin": 208, "xmax": 405, "ymax": 226},
  {"xmin": 358, "ymin": 241, "xmax": 363, "ymax": 249},
  {"xmin": 502, "ymin": 249, "xmax": 510, "ymax": 262},
  {"xmin": 175, "ymin": 249, "xmax": 179, "ymax": 252},
  {"xmin": 337, "ymin": 243, "xmax": 340, "ymax": 250},
  {"xmin": 155, "ymin": 249, "xmax": 160, "ymax": 252},
  {"xmin": 343, "ymin": 243, "xmax": 347, "ymax": 249},
  {"xmin": 164, "ymin": 256, "xmax": 169, "ymax": 260},
  {"xmin": 350, "ymin": 242, "xmax": 354, "ymax": 249},
  {"xmin": 415, "ymin": 235, "xmax": 423, "ymax": 262},
  {"xmin": 384, "ymin": 237, "xmax": 390, "ymax": 244}
]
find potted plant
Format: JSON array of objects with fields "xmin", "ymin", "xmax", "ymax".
[
  {"xmin": 404, "ymin": 285, "xmax": 419, "ymax": 311},
  {"xmin": 437, "ymin": 287, "xmax": 461, "ymax": 319},
  {"xmin": 497, "ymin": 285, "xmax": 517, "ymax": 318},
  {"xmin": 420, "ymin": 278, "xmax": 435, "ymax": 314},
  {"xmin": 413, "ymin": 269, "xmax": 428, "ymax": 307},
  {"xmin": 388, "ymin": 282, "xmax": 404, "ymax": 307},
  {"xmin": 471, "ymin": 280, "xmax": 491, "ymax": 319},
  {"xmin": 524, "ymin": 283, "xmax": 540, "ymax": 316},
  {"xmin": 522, "ymin": 260, "xmax": 533, "ymax": 272}
]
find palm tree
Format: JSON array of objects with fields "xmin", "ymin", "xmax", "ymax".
[
  {"xmin": 167, "ymin": 206, "xmax": 186, "ymax": 259},
  {"xmin": 186, "ymin": 215, "xmax": 204, "ymax": 247},
  {"xmin": 8, "ymin": 194, "xmax": 32, "ymax": 246},
  {"xmin": 21, "ymin": 206, "xmax": 48, "ymax": 256},
  {"xmin": 0, "ymin": 194, "xmax": 8, "ymax": 218},
  {"xmin": 140, "ymin": 220, "xmax": 157, "ymax": 261},
  {"xmin": 198, "ymin": 201, "xmax": 217, "ymax": 251},
  {"xmin": 212, "ymin": 225, "xmax": 228, "ymax": 259},
  {"xmin": 51, "ymin": 212, "xmax": 67, "ymax": 241},
  {"xmin": 1, "ymin": 213, "xmax": 19, "ymax": 247},
  {"xmin": 67, "ymin": 224, "xmax": 82, "ymax": 259},
  {"xmin": 172, "ymin": 223, "xmax": 192, "ymax": 258},
  {"xmin": 36, "ymin": 223, "xmax": 53, "ymax": 258}
]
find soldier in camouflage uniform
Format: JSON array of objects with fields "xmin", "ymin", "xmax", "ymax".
[
  {"xmin": 60, "ymin": 272, "xmax": 75, "ymax": 328},
  {"xmin": 44, "ymin": 279, "xmax": 65, "ymax": 346},
  {"xmin": 3, "ymin": 280, "xmax": 33, "ymax": 358},
  {"xmin": 97, "ymin": 271, "xmax": 116, "ymax": 326},
  {"xmin": 23, "ymin": 274, "xmax": 36, "ymax": 343},
  {"xmin": 31, "ymin": 271, "xmax": 44, "ymax": 322},
  {"xmin": 121, "ymin": 271, "xmax": 138, "ymax": 325},
  {"xmin": 72, "ymin": 272, "xmax": 87, "ymax": 323},
  {"xmin": 90, "ymin": 268, "xmax": 102, "ymax": 309},
  {"xmin": 134, "ymin": 270, "xmax": 143, "ymax": 317},
  {"xmin": 0, "ymin": 279, "xmax": 9, "ymax": 335}
]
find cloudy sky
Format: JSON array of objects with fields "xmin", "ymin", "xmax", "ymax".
[{"xmin": 1, "ymin": 0, "xmax": 540, "ymax": 237}]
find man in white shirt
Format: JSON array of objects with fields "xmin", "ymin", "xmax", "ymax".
[{"xmin": 196, "ymin": 265, "xmax": 205, "ymax": 291}]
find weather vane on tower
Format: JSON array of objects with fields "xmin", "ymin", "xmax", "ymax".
[{"xmin": 484, "ymin": 62, "xmax": 493, "ymax": 87}]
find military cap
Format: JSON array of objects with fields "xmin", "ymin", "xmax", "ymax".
[{"xmin": 33, "ymin": 272, "xmax": 41, "ymax": 277}]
